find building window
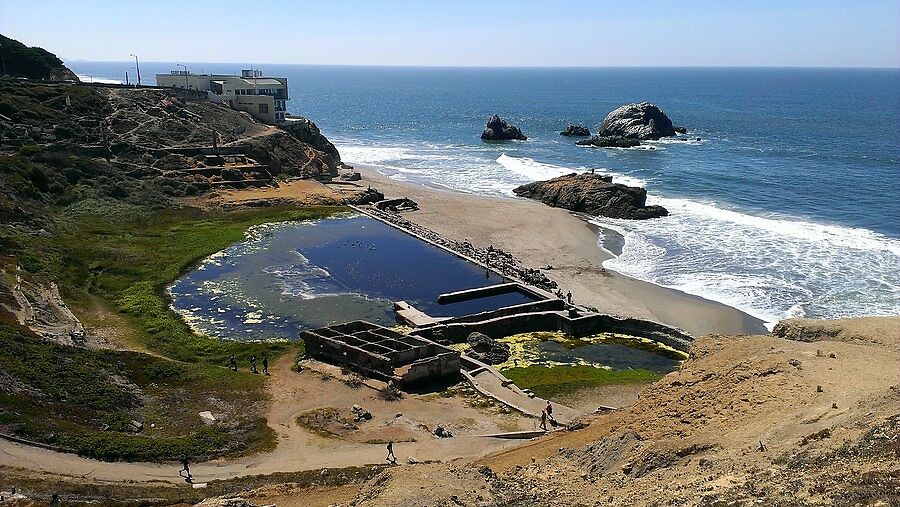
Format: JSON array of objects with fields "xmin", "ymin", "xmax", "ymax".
[{"xmin": 259, "ymin": 103, "xmax": 269, "ymax": 114}]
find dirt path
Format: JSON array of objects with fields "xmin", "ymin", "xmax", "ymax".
[{"xmin": 0, "ymin": 354, "xmax": 532, "ymax": 485}]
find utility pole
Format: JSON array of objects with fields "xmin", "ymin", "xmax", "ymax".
[
  {"xmin": 177, "ymin": 63, "xmax": 188, "ymax": 89},
  {"xmin": 130, "ymin": 53, "xmax": 141, "ymax": 86}
]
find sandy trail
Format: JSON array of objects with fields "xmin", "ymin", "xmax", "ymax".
[{"xmin": 0, "ymin": 355, "xmax": 531, "ymax": 484}]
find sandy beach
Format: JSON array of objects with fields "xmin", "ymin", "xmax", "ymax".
[{"xmin": 351, "ymin": 166, "xmax": 767, "ymax": 336}]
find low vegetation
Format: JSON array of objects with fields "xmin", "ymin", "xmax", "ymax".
[
  {"xmin": 0, "ymin": 201, "xmax": 345, "ymax": 461},
  {"xmin": 501, "ymin": 364, "xmax": 661, "ymax": 400}
]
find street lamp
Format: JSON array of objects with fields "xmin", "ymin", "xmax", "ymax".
[
  {"xmin": 129, "ymin": 53, "xmax": 141, "ymax": 86},
  {"xmin": 176, "ymin": 63, "xmax": 188, "ymax": 89}
]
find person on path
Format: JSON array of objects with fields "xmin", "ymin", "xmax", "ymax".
[
  {"xmin": 566, "ymin": 291, "xmax": 573, "ymax": 304},
  {"xmin": 546, "ymin": 401, "xmax": 555, "ymax": 423},
  {"xmin": 539, "ymin": 410, "xmax": 548, "ymax": 431},
  {"xmin": 178, "ymin": 457, "xmax": 192, "ymax": 483},
  {"xmin": 262, "ymin": 356, "xmax": 269, "ymax": 376},
  {"xmin": 229, "ymin": 354, "xmax": 237, "ymax": 371},
  {"xmin": 250, "ymin": 355, "xmax": 258, "ymax": 374},
  {"xmin": 386, "ymin": 441, "xmax": 397, "ymax": 464}
]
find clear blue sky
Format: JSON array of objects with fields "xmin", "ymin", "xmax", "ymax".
[{"xmin": 1, "ymin": 0, "xmax": 898, "ymax": 67}]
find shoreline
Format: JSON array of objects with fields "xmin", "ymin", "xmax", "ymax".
[{"xmin": 351, "ymin": 165, "xmax": 768, "ymax": 336}]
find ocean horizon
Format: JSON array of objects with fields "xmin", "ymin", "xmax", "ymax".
[{"xmin": 68, "ymin": 62, "xmax": 900, "ymax": 328}]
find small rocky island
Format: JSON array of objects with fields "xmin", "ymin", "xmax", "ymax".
[
  {"xmin": 481, "ymin": 115, "xmax": 527, "ymax": 141},
  {"xmin": 560, "ymin": 124, "xmax": 591, "ymax": 136},
  {"xmin": 578, "ymin": 102, "xmax": 681, "ymax": 149},
  {"xmin": 513, "ymin": 173, "xmax": 668, "ymax": 219}
]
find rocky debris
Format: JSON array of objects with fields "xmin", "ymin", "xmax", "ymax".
[
  {"xmin": 466, "ymin": 332, "xmax": 511, "ymax": 365},
  {"xmin": 374, "ymin": 197, "xmax": 419, "ymax": 212},
  {"xmin": 560, "ymin": 124, "xmax": 591, "ymax": 136},
  {"xmin": 194, "ymin": 497, "xmax": 253, "ymax": 507},
  {"xmin": 481, "ymin": 115, "xmax": 527, "ymax": 141},
  {"xmin": 597, "ymin": 102, "xmax": 677, "ymax": 140},
  {"xmin": 575, "ymin": 135, "xmax": 641, "ymax": 148},
  {"xmin": 1, "ymin": 265, "xmax": 91, "ymax": 347},
  {"xmin": 513, "ymin": 172, "xmax": 668, "ymax": 220},
  {"xmin": 199, "ymin": 411, "xmax": 217, "ymax": 425},
  {"xmin": 282, "ymin": 116, "xmax": 341, "ymax": 163},
  {"xmin": 340, "ymin": 171, "xmax": 362, "ymax": 181},
  {"xmin": 126, "ymin": 419, "xmax": 144, "ymax": 433},
  {"xmin": 351, "ymin": 404, "xmax": 373, "ymax": 422},
  {"xmin": 360, "ymin": 206, "xmax": 559, "ymax": 293},
  {"xmin": 345, "ymin": 187, "xmax": 384, "ymax": 205},
  {"xmin": 433, "ymin": 425, "xmax": 453, "ymax": 438}
]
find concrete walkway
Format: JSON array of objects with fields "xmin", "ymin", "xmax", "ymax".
[{"xmin": 463, "ymin": 365, "xmax": 580, "ymax": 425}]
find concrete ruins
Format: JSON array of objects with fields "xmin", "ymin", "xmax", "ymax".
[{"xmin": 301, "ymin": 321, "xmax": 461, "ymax": 387}]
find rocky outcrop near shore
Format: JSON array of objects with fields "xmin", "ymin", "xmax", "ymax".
[
  {"xmin": 0, "ymin": 33, "xmax": 79, "ymax": 81},
  {"xmin": 465, "ymin": 332, "xmax": 511, "ymax": 364},
  {"xmin": 597, "ymin": 102, "xmax": 677, "ymax": 140},
  {"xmin": 560, "ymin": 124, "xmax": 591, "ymax": 136},
  {"xmin": 481, "ymin": 115, "xmax": 527, "ymax": 141},
  {"xmin": 576, "ymin": 135, "xmax": 641, "ymax": 148},
  {"xmin": 513, "ymin": 173, "xmax": 668, "ymax": 219}
]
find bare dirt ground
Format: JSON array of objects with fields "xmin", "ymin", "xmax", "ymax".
[
  {"xmin": 0, "ymin": 354, "xmax": 533, "ymax": 486},
  {"xmin": 331, "ymin": 317, "xmax": 900, "ymax": 506}
]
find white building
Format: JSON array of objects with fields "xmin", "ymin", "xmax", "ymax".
[{"xmin": 156, "ymin": 69, "xmax": 288, "ymax": 124}]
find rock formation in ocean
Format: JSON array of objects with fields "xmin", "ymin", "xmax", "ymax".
[
  {"xmin": 465, "ymin": 332, "xmax": 511, "ymax": 364},
  {"xmin": 575, "ymin": 135, "xmax": 641, "ymax": 148},
  {"xmin": 674, "ymin": 126, "xmax": 688, "ymax": 134},
  {"xmin": 597, "ymin": 102, "xmax": 677, "ymax": 140},
  {"xmin": 513, "ymin": 173, "xmax": 668, "ymax": 220},
  {"xmin": 481, "ymin": 115, "xmax": 527, "ymax": 141},
  {"xmin": 560, "ymin": 124, "xmax": 591, "ymax": 136}
]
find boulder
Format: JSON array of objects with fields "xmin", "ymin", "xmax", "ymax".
[
  {"xmin": 674, "ymin": 126, "xmax": 688, "ymax": 134},
  {"xmin": 345, "ymin": 187, "xmax": 384, "ymax": 205},
  {"xmin": 560, "ymin": 124, "xmax": 591, "ymax": 136},
  {"xmin": 481, "ymin": 115, "xmax": 527, "ymax": 141},
  {"xmin": 597, "ymin": 102, "xmax": 677, "ymax": 140},
  {"xmin": 513, "ymin": 173, "xmax": 668, "ymax": 220},
  {"xmin": 466, "ymin": 332, "xmax": 511, "ymax": 365},
  {"xmin": 576, "ymin": 136, "xmax": 641, "ymax": 148}
]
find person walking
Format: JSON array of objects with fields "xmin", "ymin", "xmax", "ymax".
[
  {"xmin": 229, "ymin": 354, "xmax": 237, "ymax": 371},
  {"xmin": 386, "ymin": 441, "xmax": 397, "ymax": 464},
  {"xmin": 178, "ymin": 457, "xmax": 192, "ymax": 483},
  {"xmin": 262, "ymin": 356, "xmax": 269, "ymax": 376},
  {"xmin": 546, "ymin": 401, "xmax": 555, "ymax": 425},
  {"xmin": 566, "ymin": 291, "xmax": 573, "ymax": 304},
  {"xmin": 539, "ymin": 410, "xmax": 548, "ymax": 431},
  {"xmin": 250, "ymin": 355, "xmax": 258, "ymax": 374}
]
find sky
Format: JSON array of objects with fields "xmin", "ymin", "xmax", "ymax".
[{"xmin": 1, "ymin": 0, "xmax": 898, "ymax": 67}]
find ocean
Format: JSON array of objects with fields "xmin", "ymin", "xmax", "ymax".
[{"xmin": 69, "ymin": 62, "xmax": 900, "ymax": 327}]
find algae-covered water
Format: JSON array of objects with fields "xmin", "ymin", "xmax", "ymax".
[{"xmin": 455, "ymin": 331, "xmax": 685, "ymax": 374}]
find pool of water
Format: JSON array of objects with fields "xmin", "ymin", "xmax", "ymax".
[
  {"xmin": 491, "ymin": 331, "xmax": 686, "ymax": 373},
  {"xmin": 169, "ymin": 214, "xmax": 535, "ymax": 340}
]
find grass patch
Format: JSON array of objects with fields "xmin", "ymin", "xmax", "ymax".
[
  {"xmin": 501, "ymin": 365, "xmax": 662, "ymax": 400},
  {"xmin": 0, "ymin": 203, "xmax": 346, "ymax": 461}
]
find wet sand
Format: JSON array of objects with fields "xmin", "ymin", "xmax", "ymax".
[{"xmin": 353, "ymin": 166, "xmax": 767, "ymax": 336}]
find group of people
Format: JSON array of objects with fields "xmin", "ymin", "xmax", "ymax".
[
  {"xmin": 229, "ymin": 354, "xmax": 269, "ymax": 375},
  {"xmin": 539, "ymin": 401, "xmax": 556, "ymax": 431},
  {"xmin": 554, "ymin": 289, "xmax": 573, "ymax": 304}
]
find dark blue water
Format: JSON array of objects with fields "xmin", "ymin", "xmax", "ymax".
[
  {"xmin": 73, "ymin": 62, "xmax": 899, "ymax": 325},
  {"xmin": 167, "ymin": 215, "xmax": 533, "ymax": 340}
]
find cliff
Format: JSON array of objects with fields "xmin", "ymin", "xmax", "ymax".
[{"xmin": 0, "ymin": 33, "xmax": 79, "ymax": 81}]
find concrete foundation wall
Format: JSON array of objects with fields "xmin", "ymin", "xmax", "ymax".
[{"xmin": 414, "ymin": 311, "xmax": 694, "ymax": 353}]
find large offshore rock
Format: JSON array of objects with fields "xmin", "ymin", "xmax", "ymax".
[
  {"xmin": 597, "ymin": 102, "xmax": 677, "ymax": 140},
  {"xmin": 481, "ymin": 115, "xmax": 527, "ymax": 141},
  {"xmin": 560, "ymin": 124, "xmax": 591, "ymax": 136},
  {"xmin": 513, "ymin": 173, "xmax": 668, "ymax": 220},
  {"xmin": 576, "ymin": 135, "xmax": 641, "ymax": 148}
]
